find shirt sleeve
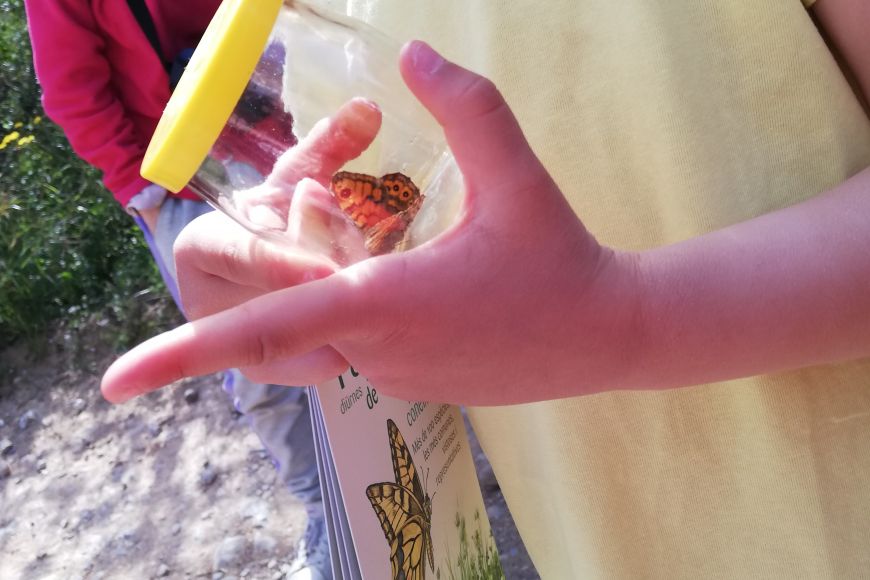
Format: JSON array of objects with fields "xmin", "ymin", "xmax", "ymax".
[{"xmin": 24, "ymin": 0, "xmax": 150, "ymax": 203}]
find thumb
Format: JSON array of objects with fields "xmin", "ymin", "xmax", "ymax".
[{"xmin": 398, "ymin": 41, "xmax": 551, "ymax": 211}]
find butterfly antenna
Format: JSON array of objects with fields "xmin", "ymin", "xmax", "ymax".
[{"xmin": 425, "ymin": 468, "xmax": 437, "ymax": 501}]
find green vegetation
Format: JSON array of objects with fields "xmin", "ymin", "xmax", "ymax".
[
  {"xmin": 0, "ymin": 0, "xmax": 176, "ymax": 353},
  {"xmin": 439, "ymin": 510, "xmax": 505, "ymax": 580}
]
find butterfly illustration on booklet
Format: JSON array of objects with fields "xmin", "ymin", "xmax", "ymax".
[
  {"xmin": 330, "ymin": 171, "xmax": 425, "ymax": 256},
  {"xmin": 366, "ymin": 419, "xmax": 435, "ymax": 580}
]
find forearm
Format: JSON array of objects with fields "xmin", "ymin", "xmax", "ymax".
[{"xmin": 632, "ymin": 167, "xmax": 870, "ymax": 389}]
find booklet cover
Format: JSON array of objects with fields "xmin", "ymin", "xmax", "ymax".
[{"xmin": 308, "ymin": 368, "xmax": 504, "ymax": 580}]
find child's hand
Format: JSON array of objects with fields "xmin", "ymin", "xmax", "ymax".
[
  {"xmin": 224, "ymin": 97, "xmax": 378, "ymax": 264},
  {"xmin": 102, "ymin": 42, "xmax": 642, "ymax": 406},
  {"xmin": 174, "ymin": 98, "xmax": 383, "ymax": 321}
]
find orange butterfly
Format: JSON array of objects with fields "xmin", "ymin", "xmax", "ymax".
[{"xmin": 329, "ymin": 171, "xmax": 425, "ymax": 255}]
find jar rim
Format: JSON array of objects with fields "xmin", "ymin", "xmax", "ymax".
[{"xmin": 142, "ymin": 0, "xmax": 282, "ymax": 192}]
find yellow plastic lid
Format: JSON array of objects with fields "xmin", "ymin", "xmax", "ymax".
[{"xmin": 142, "ymin": 0, "xmax": 282, "ymax": 192}]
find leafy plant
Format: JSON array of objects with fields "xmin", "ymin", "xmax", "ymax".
[
  {"xmin": 440, "ymin": 510, "xmax": 505, "ymax": 580},
  {"xmin": 0, "ymin": 0, "xmax": 176, "ymax": 352}
]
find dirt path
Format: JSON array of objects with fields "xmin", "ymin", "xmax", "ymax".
[{"xmin": 0, "ymin": 340, "xmax": 538, "ymax": 579}]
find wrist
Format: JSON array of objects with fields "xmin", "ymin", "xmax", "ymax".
[
  {"xmin": 544, "ymin": 243, "xmax": 648, "ymax": 399},
  {"xmin": 126, "ymin": 183, "xmax": 168, "ymax": 214},
  {"xmin": 584, "ymin": 246, "xmax": 648, "ymax": 393}
]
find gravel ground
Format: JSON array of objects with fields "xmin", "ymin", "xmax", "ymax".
[{"xmin": 0, "ymin": 339, "xmax": 538, "ymax": 579}]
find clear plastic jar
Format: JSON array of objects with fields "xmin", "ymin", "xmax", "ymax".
[{"xmin": 143, "ymin": 0, "xmax": 462, "ymax": 265}]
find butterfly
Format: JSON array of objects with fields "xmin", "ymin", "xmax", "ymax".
[
  {"xmin": 366, "ymin": 419, "xmax": 434, "ymax": 580},
  {"xmin": 329, "ymin": 171, "xmax": 425, "ymax": 256}
]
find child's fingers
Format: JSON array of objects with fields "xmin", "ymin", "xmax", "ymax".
[
  {"xmin": 398, "ymin": 41, "xmax": 551, "ymax": 214},
  {"xmin": 266, "ymin": 97, "xmax": 382, "ymax": 189},
  {"xmin": 101, "ymin": 273, "xmax": 361, "ymax": 403},
  {"xmin": 284, "ymin": 178, "xmax": 369, "ymax": 265},
  {"xmin": 175, "ymin": 212, "xmax": 336, "ymax": 319}
]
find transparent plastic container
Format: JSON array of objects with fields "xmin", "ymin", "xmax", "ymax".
[{"xmin": 143, "ymin": 0, "xmax": 463, "ymax": 266}]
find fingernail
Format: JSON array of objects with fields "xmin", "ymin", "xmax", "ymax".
[
  {"xmin": 343, "ymin": 97, "xmax": 382, "ymax": 126},
  {"xmin": 350, "ymin": 97, "xmax": 380, "ymax": 112},
  {"xmin": 410, "ymin": 41, "xmax": 444, "ymax": 77}
]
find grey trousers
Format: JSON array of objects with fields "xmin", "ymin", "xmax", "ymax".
[{"xmin": 138, "ymin": 198, "xmax": 322, "ymax": 507}]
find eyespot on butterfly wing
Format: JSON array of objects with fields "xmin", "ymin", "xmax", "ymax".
[{"xmin": 329, "ymin": 171, "xmax": 425, "ymax": 255}]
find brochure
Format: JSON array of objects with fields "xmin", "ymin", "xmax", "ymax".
[{"xmin": 308, "ymin": 368, "xmax": 504, "ymax": 579}]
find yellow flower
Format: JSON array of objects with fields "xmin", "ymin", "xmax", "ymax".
[
  {"xmin": 17, "ymin": 135, "xmax": 35, "ymax": 147},
  {"xmin": 0, "ymin": 131, "xmax": 21, "ymax": 150},
  {"xmin": 13, "ymin": 122, "xmax": 23, "ymax": 129},
  {"xmin": 33, "ymin": 116, "xmax": 42, "ymax": 124}
]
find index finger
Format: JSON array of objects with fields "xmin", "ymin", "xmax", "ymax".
[{"xmin": 100, "ymin": 273, "xmax": 358, "ymax": 403}]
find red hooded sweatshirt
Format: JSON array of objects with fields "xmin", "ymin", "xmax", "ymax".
[{"xmin": 25, "ymin": 0, "xmax": 221, "ymax": 206}]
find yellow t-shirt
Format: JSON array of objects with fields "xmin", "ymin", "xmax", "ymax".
[{"xmin": 317, "ymin": 0, "xmax": 870, "ymax": 577}]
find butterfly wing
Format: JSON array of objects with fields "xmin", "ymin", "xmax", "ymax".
[
  {"xmin": 386, "ymin": 419, "xmax": 435, "ymax": 572},
  {"xmin": 364, "ymin": 195, "xmax": 425, "ymax": 255},
  {"xmin": 366, "ymin": 482, "xmax": 428, "ymax": 580},
  {"xmin": 387, "ymin": 419, "xmax": 425, "ymax": 503},
  {"xmin": 330, "ymin": 171, "xmax": 424, "ymax": 254},
  {"xmin": 365, "ymin": 419, "xmax": 435, "ymax": 578},
  {"xmin": 329, "ymin": 171, "xmax": 392, "ymax": 228},
  {"xmin": 379, "ymin": 172, "xmax": 421, "ymax": 213}
]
